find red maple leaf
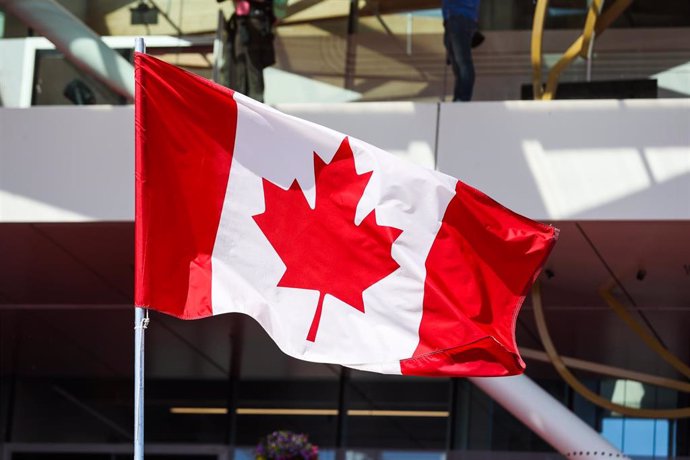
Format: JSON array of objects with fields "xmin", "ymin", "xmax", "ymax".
[{"xmin": 253, "ymin": 137, "xmax": 402, "ymax": 342}]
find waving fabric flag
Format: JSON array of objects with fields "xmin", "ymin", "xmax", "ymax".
[{"xmin": 135, "ymin": 53, "xmax": 558, "ymax": 377}]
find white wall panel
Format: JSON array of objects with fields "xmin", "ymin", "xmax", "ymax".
[
  {"xmin": 1, "ymin": 100, "xmax": 688, "ymax": 222},
  {"xmin": 0, "ymin": 106, "xmax": 134, "ymax": 221},
  {"xmin": 436, "ymin": 99, "xmax": 690, "ymax": 220},
  {"xmin": 0, "ymin": 38, "xmax": 38, "ymax": 107}
]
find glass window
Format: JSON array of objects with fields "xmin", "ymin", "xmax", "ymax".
[
  {"xmin": 32, "ymin": 49, "xmax": 130, "ymax": 106},
  {"xmin": 602, "ymin": 418, "xmax": 669, "ymax": 457}
]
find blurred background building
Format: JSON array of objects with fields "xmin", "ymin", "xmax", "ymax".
[{"xmin": 0, "ymin": 1, "xmax": 689, "ymax": 459}]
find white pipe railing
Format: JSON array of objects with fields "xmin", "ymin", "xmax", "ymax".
[
  {"xmin": 0, "ymin": 0, "xmax": 134, "ymax": 100},
  {"xmin": 471, "ymin": 375, "xmax": 627, "ymax": 459}
]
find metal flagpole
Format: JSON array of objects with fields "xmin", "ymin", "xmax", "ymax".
[
  {"xmin": 133, "ymin": 304, "xmax": 148, "ymax": 460},
  {"xmin": 133, "ymin": 36, "xmax": 148, "ymax": 460}
]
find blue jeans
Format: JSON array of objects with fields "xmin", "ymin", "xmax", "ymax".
[{"xmin": 444, "ymin": 14, "xmax": 477, "ymax": 102}]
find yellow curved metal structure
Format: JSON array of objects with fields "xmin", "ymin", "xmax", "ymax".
[
  {"xmin": 520, "ymin": 347, "xmax": 690, "ymax": 394},
  {"xmin": 531, "ymin": 0, "xmax": 633, "ymax": 100},
  {"xmin": 531, "ymin": 282, "xmax": 690, "ymax": 418},
  {"xmin": 600, "ymin": 282, "xmax": 690, "ymax": 380}
]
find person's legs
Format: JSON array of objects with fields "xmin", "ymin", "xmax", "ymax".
[
  {"xmin": 231, "ymin": 19, "xmax": 250, "ymax": 96},
  {"xmin": 245, "ymin": 16, "xmax": 270, "ymax": 102},
  {"xmin": 443, "ymin": 23, "xmax": 460, "ymax": 101},
  {"xmin": 230, "ymin": 17, "xmax": 266, "ymax": 102},
  {"xmin": 446, "ymin": 14, "xmax": 477, "ymax": 102},
  {"xmin": 245, "ymin": 47, "xmax": 265, "ymax": 102}
]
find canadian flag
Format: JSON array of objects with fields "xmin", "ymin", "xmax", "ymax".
[{"xmin": 135, "ymin": 53, "xmax": 558, "ymax": 377}]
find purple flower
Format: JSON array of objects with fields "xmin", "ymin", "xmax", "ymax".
[{"xmin": 255, "ymin": 430, "xmax": 318, "ymax": 459}]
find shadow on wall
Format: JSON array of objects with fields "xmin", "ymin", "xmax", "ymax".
[
  {"xmin": 1, "ymin": 99, "xmax": 688, "ymax": 222},
  {"xmin": 436, "ymin": 99, "xmax": 690, "ymax": 221}
]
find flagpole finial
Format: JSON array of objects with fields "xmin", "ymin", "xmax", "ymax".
[{"xmin": 135, "ymin": 37, "xmax": 146, "ymax": 54}]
